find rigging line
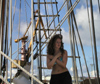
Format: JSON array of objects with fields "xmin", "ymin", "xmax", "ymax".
[
  {"xmin": 51, "ymin": 0, "xmax": 55, "ymax": 28},
  {"xmin": 40, "ymin": 0, "xmax": 70, "ymax": 38},
  {"xmin": 55, "ymin": 0, "xmax": 60, "ymax": 24},
  {"xmin": 40, "ymin": 0, "xmax": 68, "ymax": 40},
  {"xmin": 66, "ymin": 2, "xmax": 76, "ymax": 80},
  {"xmin": 1, "ymin": 0, "xmax": 9, "ymax": 78},
  {"xmin": 0, "ymin": 51, "xmax": 43, "ymax": 84},
  {"xmin": 66, "ymin": 2, "xmax": 79, "ymax": 83},
  {"xmin": 86, "ymin": 0, "xmax": 96, "ymax": 78},
  {"xmin": 40, "ymin": 0, "xmax": 80, "ymax": 51},
  {"xmin": 47, "ymin": 0, "xmax": 67, "ymax": 29},
  {"xmin": 40, "ymin": 0, "xmax": 80, "ymax": 52},
  {"xmin": 6, "ymin": 0, "xmax": 16, "ymax": 59},
  {"xmin": 70, "ymin": 1, "xmax": 79, "ymax": 84},
  {"xmin": 69, "ymin": 0, "xmax": 92, "ymax": 84},
  {"xmin": 71, "ymin": 8, "xmax": 92, "ymax": 84},
  {"xmin": 2, "ymin": 0, "xmax": 10, "ymax": 76},
  {"xmin": 12, "ymin": 0, "xmax": 16, "ymax": 29},
  {"xmin": 1, "ymin": 1, "xmax": 7, "ymax": 78},
  {"xmin": 69, "ymin": 1, "xmax": 92, "ymax": 84},
  {"xmin": 5, "ymin": 0, "xmax": 9, "ymax": 80},
  {"xmin": 90, "ymin": 0, "xmax": 100, "ymax": 84},
  {"xmin": 0, "ymin": 76, "xmax": 10, "ymax": 84},
  {"xmin": 74, "ymin": 27, "xmax": 85, "ymax": 84},
  {"xmin": 71, "ymin": 12, "xmax": 79, "ymax": 84},
  {"xmin": 40, "ymin": 0, "xmax": 70, "ymax": 45},
  {"xmin": 44, "ymin": 0, "xmax": 49, "ymax": 35},
  {"xmin": 67, "ymin": 0, "xmax": 75, "ymax": 81},
  {"xmin": 10, "ymin": 0, "xmax": 12, "ymax": 80},
  {"xmin": 71, "ymin": 11, "xmax": 85, "ymax": 83},
  {"xmin": 6, "ymin": 0, "xmax": 9, "ymax": 56},
  {"xmin": 72, "ymin": 14, "xmax": 85, "ymax": 84},
  {"xmin": 46, "ymin": 0, "xmax": 50, "ymax": 35},
  {"xmin": 3, "ymin": 20, "xmax": 8, "ymax": 77},
  {"xmin": 28, "ymin": 0, "xmax": 79, "ymax": 56},
  {"xmin": 24, "ymin": 0, "xmax": 28, "ymax": 27},
  {"xmin": 7, "ymin": 0, "xmax": 16, "ymax": 56},
  {"xmin": 33, "ymin": 17, "xmax": 54, "ymax": 45},
  {"xmin": 2, "ymin": 0, "xmax": 9, "ymax": 63},
  {"xmin": 25, "ymin": 0, "xmax": 31, "ymax": 9},
  {"xmin": 55, "ymin": 0, "xmax": 61, "ymax": 34},
  {"xmin": 97, "ymin": 0, "xmax": 100, "ymax": 13},
  {"xmin": 0, "ymin": 0, "xmax": 3, "ymax": 76},
  {"xmin": 17, "ymin": 0, "xmax": 21, "ymax": 60}
]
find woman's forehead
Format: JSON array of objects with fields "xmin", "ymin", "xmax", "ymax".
[{"xmin": 56, "ymin": 38, "xmax": 61, "ymax": 41}]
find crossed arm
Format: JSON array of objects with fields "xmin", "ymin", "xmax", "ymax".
[{"xmin": 47, "ymin": 50, "xmax": 68, "ymax": 69}]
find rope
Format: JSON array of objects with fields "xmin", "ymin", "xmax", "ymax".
[
  {"xmin": 5, "ymin": 0, "xmax": 9, "ymax": 80},
  {"xmin": 24, "ymin": 0, "xmax": 28, "ymax": 27},
  {"xmin": 25, "ymin": 0, "xmax": 31, "ymax": 9},
  {"xmin": 97, "ymin": 0, "xmax": 100, "ymax": 13},
  {"xmin": 74, "ymin": 25, "xmax": 85, "ymax": 84},
  {"xmin": 51, "ymin": 0, "xmax": 55, "ymax": 28},
  {"xmin": 44, "ymin": 0, "xmax": 49, "ymax": 35},
  {"xmin": 0, "ymin": 51, "xmax": 43, "ymax": 84},
  {"xmin": 40, "ymin": 0, "xmax": 80, "ymax": 51},
  {"xmin": 0, "ymin": 76, "xmax": 10, "ymax": 84},
  {"xmin": 40, "ymin": 0, "xmax": 74, "ymax": 48},
  {"xmin": 17, "ymin": 0, "xmax": 21, "ymax": 60},
  {"xmin": 1, "ymin": 0, "xmax": 10, "ymax": 78},
  {"xmin": 86, "ymin": 0, "xmax": 96, "ymax": 78},
  {"xmin": 10, "ymin": 0, "xmax": 12, "ymax": 80},
  {"xmin": 90, "ymin": 0, "xmax": 100, "ymax": 84},
  {"xmin": 70, "ymin": 11, "xmax": 79, "ymax": 84},
  {"xmin": 55, "ymin": 0, "xmax": 60, "ymax": 26},
  {"xmin": 12, "ymin": 0, "xmax": 16, "ymax": 29},
  {"xmin": 33, "ymin": 0, "xmax": 68, "ymax": 42},
  {"xmin": 71, "ymin": 8, "xmax": 92, "ymax": 84},
  {"xmin": 0, "ymin": 1, "xmax": 3, "ymax": 76},
  {"xmin": 67, "ymin": 0, "xmax": 75, "ymax": 81},
  {"xmin": 7, "ymin": 0, "xmax": 16, "ymax": 60}
]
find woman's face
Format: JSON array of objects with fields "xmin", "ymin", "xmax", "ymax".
[{"xmin": 54, "ymin": 38, "xmax": 61, "ymax": 49}]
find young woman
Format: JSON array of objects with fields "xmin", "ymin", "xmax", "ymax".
[{"xmin": 47, "ymin": 34, "xmax": 72, "ymax": 84}]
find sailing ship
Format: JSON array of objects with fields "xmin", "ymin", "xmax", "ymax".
[{"xmin": 0, "ymin": 0, "xmax": 100, "ymax": 84}]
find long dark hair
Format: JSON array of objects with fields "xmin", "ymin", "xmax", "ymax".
[{"xmin": 47, "ymin": 34, "xmax": 64, "ymax": 55}]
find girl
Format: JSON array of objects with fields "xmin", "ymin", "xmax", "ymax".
[{"xmin": 47, "ymin": 34, "xmax": 72, "ymax": 84}]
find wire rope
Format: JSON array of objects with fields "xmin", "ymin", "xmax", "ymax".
[
  {"xmin": 44, "ymin": 0, "xmax": 49, "ymax": 35},
  {"xmin": 71, "ymin": 9, "xmax": 92, "ymax": 84},
  {"xmin": 39, "ymin": 0, "xmax": 80, "ymax": 51},
  {"xmin": 86, "ymin": 0, "xmax": 96, "ymax": 78},
  {"xmin": 17, "ymin": 0, "xmax": 21, "ymax": 60},
  {"xmin": 24, "ymin": 0, "xmax": 28, "ymax": 27},
  {"xmin": 97, "ymin": 0, "xmax": 100, "ymax": 13},
  {"xmin": 90, "ymin": 0, "xmax": 100, "ymax": 84},
  {"xmin": 71, "ymin": 12, "xmax": 79, "ymax": 84}
]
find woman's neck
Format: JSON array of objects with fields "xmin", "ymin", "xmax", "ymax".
[{"xmin": 54, "ymin": 49, "xmax": 60, "ymax": 54}]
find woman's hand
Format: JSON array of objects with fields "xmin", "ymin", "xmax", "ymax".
[
  {"xmin": 55, "ymin": 52, "xmax": 62, "ymax": 58},
  {"xmin": 48, "ymin": 52, "xmax": 62, "ymax": 60}
]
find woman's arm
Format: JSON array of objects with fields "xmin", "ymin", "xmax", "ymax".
[
  {"xmin": 56, "ymin": 50, "xmax": 68, "ymax": 68},
  {"xmin": 47, "ymin": 52, "xmax": 61, "ymax": 69}
]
